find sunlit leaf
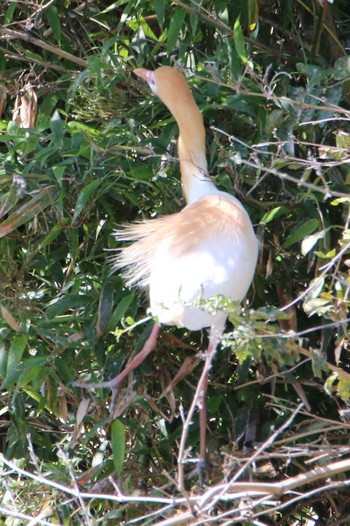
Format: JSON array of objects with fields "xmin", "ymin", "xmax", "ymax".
[
  {"xmin": 248, "ymin": 0, "xmax": 259, "ymax": 32},
  {"xmin": 234, "ymin": 17, "xmax": 248, "ymax": 64},
  {"xmin": 301, "ymin": 229, "xmax": 327, "ymax": 256},
  {"xmin": 337, "ymin": 376, "xmax": 350, "ymax": 401},
  {"xmin": 260, "ymin": 206, "xmax": 289, "ymax": 224}
]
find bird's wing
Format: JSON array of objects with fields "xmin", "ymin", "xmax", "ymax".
[
  {"xmin": 149, "ymin": 194, "xmax": 258, "ymax": 330},
  {"xmin": 112, "ymin": 194, "xmax": 257, "ymax": 330}
]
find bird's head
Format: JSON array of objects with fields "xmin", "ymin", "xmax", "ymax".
[{"xmin": 134, "ymin": 66, "xmax": 197, "ymax": 121}]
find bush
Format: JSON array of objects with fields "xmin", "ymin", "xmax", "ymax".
[{"xmin": 1, "ymin": 1, "xmax": 350, "ymax": 524}]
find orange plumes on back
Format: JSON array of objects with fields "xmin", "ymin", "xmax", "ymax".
[{"xmin": 112, "ymin": 194, "xmax": 253, "ymax": 288}]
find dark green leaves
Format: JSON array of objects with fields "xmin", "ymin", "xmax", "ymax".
[
  {"xmin": 167, "ymin": 9, "xmax": 186, "ymax": 55},
  {"xmin": 0, "ymin": 186, "xmax": 59, "ymax": 239},
  {"xmin": 283, "ymin": 219, "xmax": 319, "ymax": 248},
  {"xmin": 72, "ymin": 179, "xmax": 101, "ymax": 224}
]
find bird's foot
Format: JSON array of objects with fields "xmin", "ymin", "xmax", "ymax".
[{"xmin": 197, "ymin": 456, "xmax": 209, "ymax": 487}]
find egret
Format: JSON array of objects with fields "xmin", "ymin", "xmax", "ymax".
[{"xmin": 111, "ymin": 65, "xmax": 258, "ymax": 466}]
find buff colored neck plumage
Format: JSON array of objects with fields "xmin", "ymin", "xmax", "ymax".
[{"xmin": 149, "ymin": 66, "xmax": 219, "ymax": 204}]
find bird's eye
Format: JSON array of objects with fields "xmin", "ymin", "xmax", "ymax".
[{"xmin": 149, "ymin": 76, "xmax": 157, "ymax": 94}]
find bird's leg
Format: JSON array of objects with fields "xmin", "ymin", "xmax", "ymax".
[
  {"xmin": 198, "ymin": 324, "xmax": 225, "ymax": 484},
  {"xmin": 177, "ymin": 351, "xmax": 214, "ymax": 492},
  {"xmin": 177, "ymin": 325, "xmax": 223, "ymax": 490},
  {"xmin": 72, "ymin": 324, "xmax": 160, "ymax": 416},
  {"xmin": 109, "ymin": 323, "xmax": 160, "ymax": 415},
  {"xmin": 109, "ymin": 323, "xmax": 160, "ymax": 389},
  {"xmin": 197, "ymin": 343, "xmax": 215, "ymax": 485},
  {"xmin": 198, "ymin": 352, "xmax": 210, "ymax": 461}
]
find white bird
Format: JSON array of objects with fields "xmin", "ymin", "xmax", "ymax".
[{"xmin": 110, "ymin": 65, "xmax": 258, "ymax": 465}]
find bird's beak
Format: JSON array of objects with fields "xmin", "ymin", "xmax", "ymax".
[
  {"xmin": 134, "ymin": 68, "xmax": 157, "ymax": 94},
  {"xmin": 134, "ymin": 68, "xmax": 152, "ymax": 82}
]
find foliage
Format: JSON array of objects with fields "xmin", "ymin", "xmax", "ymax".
[{"xmin": 1, "ymin": 0, "xmax": 350, "ymax": 524}]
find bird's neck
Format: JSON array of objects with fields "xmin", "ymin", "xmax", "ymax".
[{"xmin": 175, "ymin": 110, "xmax": 218, "ymax": 205}]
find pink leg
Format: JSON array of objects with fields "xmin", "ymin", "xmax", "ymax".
[
  {"xmin": 198, "ymin": 343, "xmax": 215, "ymax": 472},
  {"xmin": 109, "ymin": 323, "xmax": 160, "ymax": 388},
  {"xmin": 72, "ymin": 324, "xmax": 160, "ymax": 395},
  {"xmin": 199, "ymin": 368, "xmax": 209, "ymax": 463},
  {"xmin": 198, "ymin": 325, "xmax": 223, "ymax": 467},
  {"xmin": 107, "ymin": 323, "xmax": 160, "ymax": 416},
  {"xmin": 177, "ymin": 341, "xmax": 218, "ymax": 490}
]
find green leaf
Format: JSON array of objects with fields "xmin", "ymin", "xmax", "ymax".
[
  {"xmin": 305, "ymin": 276, "xmax": 325, "ymax": 301},
  {"xmin": 0, "ymin": 186, "xmax": 59, "ymax": 239},
  {"xmin": 110, "ymin": 294, "xmax": 135, "ymax": 328},
  {"xmin": 248, "ymin": 0, "xmax": 259, "ymax": 32},
  {"xmin": 167, "ymin": 9, "xmax": 186, "ymax": 55},
  {"xmin": 296, "ymin": 63, "xmax": 331, "ymax": 86},
  {"xmin": 301, "ymin": 229, "xmax": 327, "ymax": 256},
  {"xmin": 45, "ymin": 5, "xmax": 61, "ymax": 45},
  {"xmin": 4, "ymin": 2, "xmax": 17, "ymax": 25},
  {"xmin": 72, "ymin": 179, "xmax": 101, "ymax": 224},
  {"xmin": 283, "ymin": 219, "xmax": 319, "ymax": 248},
  {"xmin": 96, "ymin": 282, "xmax": 114, "ymax": 338},
  {"xmin": 55, "ymin": 356, "xmax": 74, "ymax": 384},
  {"xmin": 155, "ymin": 0, "xmax": 166, "ymax": 26},
  {"xmin": 260, "ymin": 206, "xmax": 288, "ymax": 224},
  {"xmin": 318, "ymin": 84, "xmax": 343, "ymax": 122},
  {"xmin": 7, "ymin": 335, "xmax": 27, "ymax": 372},
  {"xmin": 46, "ymin": 295, "xmax": 89, "ymax": 318},
  {"xmin": 40, "ymin": 220, "xmax": 67, "ymax": 249},
  {"xmin": 126, "ymin": 16, "xmax": 160, "ymax": 41},
  {"xmin": 234, "ymin": 17, "xmax": 248, "ymax": 64},
  {"xmin": 111, "ymin": 419, "xmax": 125, "ymax": 475},
  {"xmin": 337, "ymin": 376, "xmax": 350, "ymax": 401},
  {"xmin": 0, "ymin": 175, "xmax": 26, "ymax": 219},
  {"xmin": 0, "ymin": 343, "xmax": 7, "ymax": 377},
  {"xmin": 304, "ymin": 297, "xmax": 332, "ymax": 317},
  {"xmin": 21, "ymin": 362, "xmax": 47, "ymax": 386},
  {"xmin": 50, "ymin": 110, "xmax": 64, "ymax": 147},
  {"xmin": 331, "ymin": 197, "xmax": 350, "ymax": 206},
  {"xmin": 52, "ymin": 165, "xmax": 66, "ymax": 187}
]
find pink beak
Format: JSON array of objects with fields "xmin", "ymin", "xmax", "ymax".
[{"xmin": 134, "ymin": 68, "xmax": 154, "ymax": 86}]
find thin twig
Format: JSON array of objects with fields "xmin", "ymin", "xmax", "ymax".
[
  {"xmin": 203, "ymin": 404, "xmax": 304, "ymax": 511},
  {"xmin": 1, "ymin": 47, "xmax": 74, "ymax": 73},
  {"xmin": 0, "ymin": 507, "xmax": 55, "ymax": 526},
  {"xmin": 0, "ymin": 28, "xmax": 88, "ymax": 68}
]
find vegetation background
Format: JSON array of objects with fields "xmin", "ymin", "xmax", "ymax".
[{"xmin": 1, "ymin": 0, "xmax": 350, "ymax": 524}]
